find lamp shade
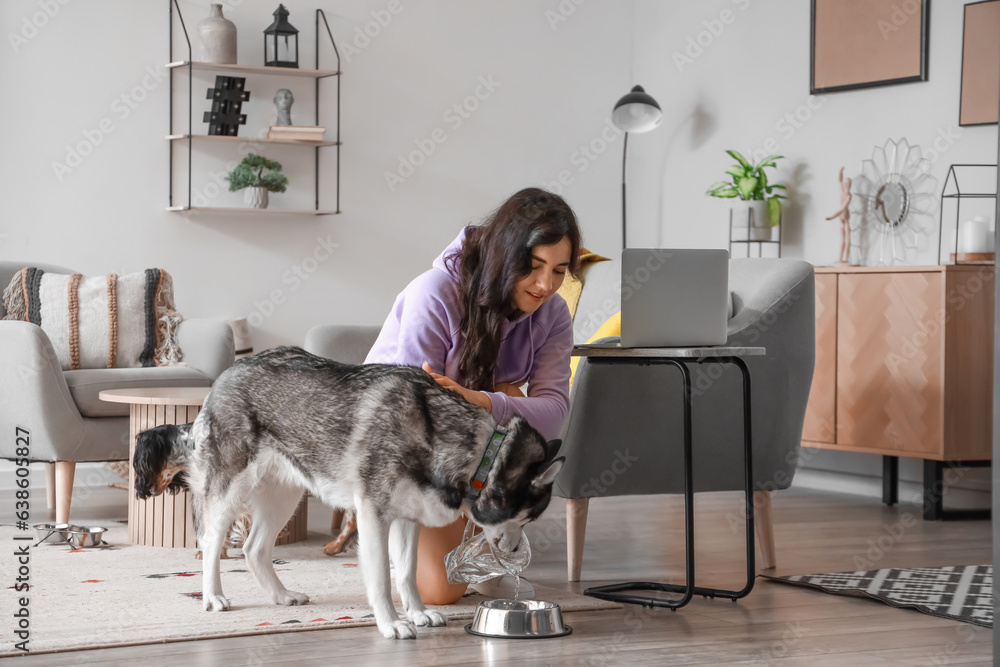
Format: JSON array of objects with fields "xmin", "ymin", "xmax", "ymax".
[{"xmin": 612, "ymin": 85, "xmax": 662, "ymax": 133}]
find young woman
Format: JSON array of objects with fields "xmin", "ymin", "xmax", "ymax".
[{"xmin": 365, "ymin": 187, "xmax": 582, "ymax": 604}]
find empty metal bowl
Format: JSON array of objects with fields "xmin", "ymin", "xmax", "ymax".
[
  {"xmin": 33, "ymin": 523, "xmax": 79, "ymax": 544},
  {"xmin": 465, "ymin": 599, "xmax": 572, "ymax": 639},
  {"xmin": 65, "ymin": 527, "xmax": 107, "ymax": 548}
]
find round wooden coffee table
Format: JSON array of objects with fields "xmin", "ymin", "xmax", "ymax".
[{"xmin": 99, "ymin": 387, "xmax": 308, "ymax": 549}]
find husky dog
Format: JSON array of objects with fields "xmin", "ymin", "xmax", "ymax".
[{"xmin": 133, "ymin": 346, "xmax": 564, "ymax": 639}]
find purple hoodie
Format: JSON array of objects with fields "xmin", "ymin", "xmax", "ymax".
[{"xmin": 365, "ymin": 228, "xmax": 573, "ymax": 441}]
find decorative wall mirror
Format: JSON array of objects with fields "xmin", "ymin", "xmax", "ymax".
[{"xmin": 853, "ymin": 138, "xmax": 937, "ymax": 266}]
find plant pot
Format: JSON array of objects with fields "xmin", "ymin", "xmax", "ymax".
[
  {"xmin": 731, "ymin": 200, "xmax": 772, "ymax": 241},
  {"xmin": 198, "ymin": 4, "xmax": 237, "ymax": 64},
  {"xmin": 244, "ymin": 187, "xmax": 268, "ymax": 209}
]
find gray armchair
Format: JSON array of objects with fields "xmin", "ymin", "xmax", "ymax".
[
  {"xmin": 0, "ymin": 261, "xmax": 236, "ymax": 523},
  {"xmin": 554, "ymin": 257, "xmax": 815, "ymax": 581}
]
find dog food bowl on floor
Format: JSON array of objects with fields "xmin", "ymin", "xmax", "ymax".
[
  {"xmin": 33, "ymin": 523, "xmax": 78, "ymax": 544},
  {"xmin": 465, "ymin": 599, "xmax": 572, "ymax": 639},
  {"xmin": 33, "ymin": 524, "xmax": 108, "ymax": 548},
  {"xmin": 65, "ymin": 526, "xmax": 108, "ymax": 548}
]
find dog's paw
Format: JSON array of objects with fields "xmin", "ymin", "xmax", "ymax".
[
  {"xmin": 407, "ymin": 609, "xmax": 447, "ymax": 627},
  {"xmin": 378, "ymin": 619, "xmax": 417, "ymax": 640},
  {"xmin": 202, "ymin": 593, "xmax": 230, "ymax": 612},
  {"xmin": 273, "ymin": 589, "xmax": 309, "ymax": 606}
]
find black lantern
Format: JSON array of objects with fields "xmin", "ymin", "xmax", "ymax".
[{"xmin": 264, "ymin": 4, "xmax": 298, "ymax": 68}]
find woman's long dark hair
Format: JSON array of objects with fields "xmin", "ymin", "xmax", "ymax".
[{"xmin": 446, "ymin": 188, "xmax": 582, "ymax": 391}]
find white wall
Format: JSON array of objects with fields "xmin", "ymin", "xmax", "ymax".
[
  {"xmin": 628, "ymin": 0, "xmax": 996, "ymax": 496},
  {"xmin": 1, "ymin": 0, "xmax": 633, "ymax": 352}
]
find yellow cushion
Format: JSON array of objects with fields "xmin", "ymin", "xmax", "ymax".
[
  {"xmin": 569, "ymin": 311, "xmax": 620, "ymax": 386},
  {"xmin": 557, "ymin": 249, "xmax": 611, "ymax": 319}
]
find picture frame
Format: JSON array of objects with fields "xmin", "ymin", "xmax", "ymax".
[
  {"xmin": 959, "ymin": 0, "xmax": 1000, "ymax": 127},
  {"xmin": 810, "ymin": 0, "xmax": 930, "ymax": 94}
]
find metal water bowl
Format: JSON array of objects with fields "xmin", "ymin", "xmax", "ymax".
[{"xmin": 465, "ymin": 599, "xmax": 572, "ymax": 639}]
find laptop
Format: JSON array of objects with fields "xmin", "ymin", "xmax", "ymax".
[{"xmin": 579, "ymin": 248, "xmax": 730, "ymax": 349}]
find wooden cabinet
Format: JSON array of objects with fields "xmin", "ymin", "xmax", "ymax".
[{"xmin": 803, "ymin": 265, "xmax": 994, "ymax": 462}]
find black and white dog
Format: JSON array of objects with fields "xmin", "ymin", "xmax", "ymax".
[{"xmin": 134, "ymin": 346, "xmax": 564, "ymax": 639}]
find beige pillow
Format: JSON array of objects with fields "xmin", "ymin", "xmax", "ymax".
[{"xmin": 2, "ymin": 268, "xmax": 183, "ymax": 370}]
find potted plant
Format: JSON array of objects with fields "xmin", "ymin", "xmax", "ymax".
[
  {"xmin": 225, "ymin": 154, "xmax": 289, "ymax": 209},
  {"xmin": 706, "ymin": 150, "xmax": 786, "ymax": 241}
]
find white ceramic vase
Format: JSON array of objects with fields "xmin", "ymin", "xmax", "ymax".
[
  {"xmin": 197, "ymin": 4, "xmax": 237, "ymax": 64},
  {"xmin": 731, "ymin": 200, "xmax": 772, "ymax": 241},
  {"xmin": 245, "ymin": 187, "xmax": 268, "ymax": 209}
]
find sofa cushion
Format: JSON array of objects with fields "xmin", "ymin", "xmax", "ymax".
[
  {"xmin": 64, "ymin": 367, "xmax": 212, "ymax": 418},
  {"xmin": 3, "ymin": 268, "xmax": 183, "ymax": 371}
]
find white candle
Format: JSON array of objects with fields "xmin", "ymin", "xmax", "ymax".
[{"xmin": 958, "ymin": 216, "xmax": 994, "ymax": 254}]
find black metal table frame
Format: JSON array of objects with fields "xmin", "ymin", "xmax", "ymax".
[{"xmin": 583, "ymin": 355, "xmax": 756, "ymax": 610}]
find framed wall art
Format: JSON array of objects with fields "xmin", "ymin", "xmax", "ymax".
[
  {"xmin": 811, "ymin": 0, "xmax": 930, "ymax": 94},
  {"xmin": 959, "ymin": 0, "xmax": 1000, "ymax": 126}
]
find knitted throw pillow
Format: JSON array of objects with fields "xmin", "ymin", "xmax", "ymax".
[{"xmin": 2, "ymin": 267, "xmax": 183, "ymax": 370}]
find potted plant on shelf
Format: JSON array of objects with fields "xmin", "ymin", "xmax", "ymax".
[
  {"xmin": 225, "ymin": 154, "xmax": 289, "ymax": 209},
  {"xmin": 706, "ymin": 150, "xmax": 786, "ymax": 241}
]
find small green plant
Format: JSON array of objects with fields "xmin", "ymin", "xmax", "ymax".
[
  {"xmin": 225, "ymin": 154, "xmax": 289, "ymax": 193},
  {"xmin": 706, "ymin": 150, "xmax": 786, "ymax": 226}
]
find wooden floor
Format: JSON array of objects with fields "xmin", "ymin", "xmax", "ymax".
[{"xmin": 5, "ymin": 483, "xmax": 992, "ymax": 665}]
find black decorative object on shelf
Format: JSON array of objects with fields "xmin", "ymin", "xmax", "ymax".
[
  {"xmin": 264, "ymin": 4, "xmax": 298, "ymax": 68},
  {"xmin": 203, "ymin": 76, "xmax": 250, "ymax": 136}
]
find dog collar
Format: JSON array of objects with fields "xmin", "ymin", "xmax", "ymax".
[{"xmin": 467, "ymin": 425, "xmax": 508, "ymax": 500}]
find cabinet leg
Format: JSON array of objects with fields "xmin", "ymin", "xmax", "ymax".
[
  {"xmin": 922, "ymin": 459, "xmax": 943, "ymax": 521},
  {"xmin": 882, "ymin": 456, "xmax": 898, "ymax": 506},
  {"xmin": 921, "ymin": 460, "xmax": 991, "ymax": 521}
]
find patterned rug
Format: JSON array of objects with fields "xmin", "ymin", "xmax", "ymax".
[
  {"xmin": 765, "ymin": 565, "xmax": 993, "ymax": 628},
  {"xmin": 1, "ymin": 522, "xmax": 617, "ymax": 655}
]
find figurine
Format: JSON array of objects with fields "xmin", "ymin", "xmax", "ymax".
[
  {"xmin": 825, "ymin": 167, "xmax": 853, "ymax": 265},
  {"xmin": 273, "ymin": 88, "xmax": 294, "ymax": 126}
]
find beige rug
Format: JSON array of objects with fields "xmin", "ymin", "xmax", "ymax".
[{"xmin": 2, "ymin": 521, "xmax": 617, "ymax": 655}]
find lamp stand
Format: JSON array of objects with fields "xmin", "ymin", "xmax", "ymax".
[{"xmin": 621, "ymin": 132, "xmax": 629, "ymax": 249}]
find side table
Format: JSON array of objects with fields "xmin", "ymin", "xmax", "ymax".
[
  {"xmin": 99, "ymin": 387, "xmax": 308, "ymax": 548},
  {"xmin": 571, "ymin": 344, "xmax": 764, "ymax": 609}
]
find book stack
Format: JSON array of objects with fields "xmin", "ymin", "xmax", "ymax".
[{"xmin": 267, "ymin": 125, "xmax": 326, "ymax": 142}]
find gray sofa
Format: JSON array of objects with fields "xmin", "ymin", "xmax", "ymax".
[
  {"xmin": 303, "ymin": 256, "xmax": 815, "ymax": 581},
  {"xmin": 0, "ymin": 261, "xmax": 235, "ymax": 523}
]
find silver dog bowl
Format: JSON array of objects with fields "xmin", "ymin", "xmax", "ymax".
[
  {"xmin": 33, "ymin": 524, "xmax": 107, "ymax": 548},
  {"xmin": 65, "ymin": 526, "xmax": 107, "ymax": 548},
  {"xmin": 33, "ymin": 523, "xmax": 78, "ymax": 544},
  {"xmin": 465, "ymin": 599, "xmax": 572, "ymax": 639}
]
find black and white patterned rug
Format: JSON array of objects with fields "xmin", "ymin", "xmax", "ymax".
[{"xmin": 764, "ymin": 565, "xmax": 992, "ymax": 628}]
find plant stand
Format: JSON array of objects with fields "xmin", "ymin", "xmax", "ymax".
[{"xmin": 729, "ymin": 208, "xmax": 782, "ymax": 258}]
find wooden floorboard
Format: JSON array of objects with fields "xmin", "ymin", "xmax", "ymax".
[{"xmin": 3, "ymin": 483, "xmax": 992, "ymax": 666}]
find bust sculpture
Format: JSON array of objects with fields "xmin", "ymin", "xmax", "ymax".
[{"xmin": 273, "ymin": 88, "xmax": 294, "ymax": 126}]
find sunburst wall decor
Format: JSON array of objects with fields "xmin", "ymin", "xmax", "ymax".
[{"xmin": 852, "ymin": 138, "xmax": 938, "ymax": 266}]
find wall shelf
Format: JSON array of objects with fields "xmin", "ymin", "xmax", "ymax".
[
  {"xmin": 166, "ymin": 206, "xmax": 339, "ymax": 216},
  {"xmin": 167, "ymin": 134, "xmax": 341, "ymax": 147},
  {"xmin": 167, "ymin": 60, "xmax": 340, "ymax": 79},
  {"xmin": 167, "ymin": 1, "xmax": 342, "ymax": 215}
]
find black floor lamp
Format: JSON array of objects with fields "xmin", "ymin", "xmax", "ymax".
[{"xmin": 612, "ymin": 85, "xmax": 663, "ymax": 249}]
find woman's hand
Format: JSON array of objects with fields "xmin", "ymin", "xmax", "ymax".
[{"xmin": 422, "ymin": 362, "xmax": 493, "ymax": 411}]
